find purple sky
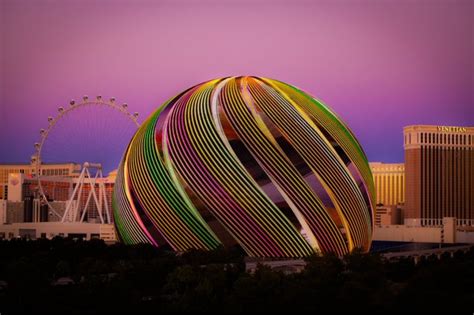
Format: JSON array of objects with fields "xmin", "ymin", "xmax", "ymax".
[{"xmin": 1, "ymin": 0, "xmax": 473, "ymax": 168}]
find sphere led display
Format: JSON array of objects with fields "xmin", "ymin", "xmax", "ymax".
[{"xmin": 113, "ymin": 77, "xmax": 375, "ymax": 257}]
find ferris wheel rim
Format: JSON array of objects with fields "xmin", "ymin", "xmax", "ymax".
[{"xmin": 32, "ymin": 95, "xmax": 140, "ymax": 219}]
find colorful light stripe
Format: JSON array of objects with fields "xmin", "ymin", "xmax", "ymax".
[{"xmin": 113, "ymin": 76, "xmax": 375, "ymax": 257}]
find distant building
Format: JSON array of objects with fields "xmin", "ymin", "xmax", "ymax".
[
  {"xmin": 374, "ymin": 205, "xmax": 403, "ymax": 226},
  {"xmin": 404, "ymin": 125, "xmax": 474, "ymax": 227},
  {"xmin": 0, "ymin": 222, "xmax": 116, "ymax": 243},
  {"xmin": 0, "ymin": 163, "xmax": 118, "ymax": 242},
  {"xmin": 0, "ymin": 162, "xmax": 81, "ymax": 199},
  {"xmin": 5, "ymin": 172, "xmax": 115, "ymax": 223},
  {"xmin": 371, "ymin": 125, "xmax": 474, "ymax": 245},
  {"xmin": 370, "ymin": 162, "xmax": 405, "ymax": 206}
]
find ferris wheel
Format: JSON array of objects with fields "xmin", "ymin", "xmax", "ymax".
[{"xmin": 31, "ymin": 95, "xmax": 140, "ymax": 222}]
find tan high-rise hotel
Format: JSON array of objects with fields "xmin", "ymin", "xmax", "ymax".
[
  {"xmin": 370, "ymin": 162, "xmax": 405, "ymax": 206},
  {"xmin": 404, "ymin": 125, "xmax": 474, "ymax": 226}
]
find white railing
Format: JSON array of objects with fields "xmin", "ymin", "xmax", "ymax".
[
  {"xmin": 421, "ymin": 218, "xmax": 443, "ymax": 226},
  {"xmin": 456, "ymin": 219, "xmax": 474, "ymax": 227},
  {"xmin": 420, "ymin": 218, "xmax": 474, "ymax": 227}
]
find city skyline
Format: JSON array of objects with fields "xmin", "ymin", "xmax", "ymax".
[
  {"xmin": 1, "ymin": 0, "xmax": 473, "ymax": 167},
  {"xmin": 0, "ymin": 2, "xmax": 473, "ymax": 311}
]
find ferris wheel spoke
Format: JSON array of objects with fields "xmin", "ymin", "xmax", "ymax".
[{"xmin": 34, "ymin": 96, "xmax": 140, "ymax": 223}]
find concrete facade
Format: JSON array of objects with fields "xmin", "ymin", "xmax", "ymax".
[
  {"xmin": 0, "ymin": 162, "xmax": 81, "ymax": 200},
  {"xmin": 375, "ymin": 205, "xmax": 403, "ymax": 226},
  {"xmin": 0, "ymin": 222, "xmax": 116, "ymax": 243},
  {"xmin": 373, "ymin": 217, "xmax": 474, "ymax": 244}
]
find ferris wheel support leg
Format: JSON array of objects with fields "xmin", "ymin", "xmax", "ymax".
[
  {"xmin": 87, "ymin": 167, "xmax": 104, "ymax": 224},
  {"xmin": 90, "ymin": 183, "xmax": 104, "ymax": 224},
  {"xmin": 98, "ymin": 185, "xmax": 103, "ymax": 221},
  {"xmin": 75, "ymin": 180, "xmax": 85, "ymax": 222},
  {"xmin": 80, "ymin": 189, "xmax": 94, "ymax": 223},
  {"xmin": 97, "ymin": 170, "xmax": 105, "ymax": 223},
  {"xmin": 97, "ymin": 167, "xmax": 111, "ymax": 224},
  {"xmin": 98, "ymin": 181, "xmax": 111, "ymax": 224},
  {"xmin": 102, "ymin": 182, "xmax": 111, "ymax": 224},
  {"xmin": 62, "ymin": 168, "xmax": 86, "ymax": 223},
  {"xmin": 64, "ymin": 200, "xmax": 73, "ymax": 222},
  {"xmin": 80, "ymin": 168, "xmax": 95, "ymax": 222}
]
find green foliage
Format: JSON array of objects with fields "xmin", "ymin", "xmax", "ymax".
[{"xmin": 0, "ymin": 238, "xmax": 473, "ymax": 312}]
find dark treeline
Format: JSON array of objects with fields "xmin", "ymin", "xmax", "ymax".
[{"xmin": 0, "ymin": 238, "xmax": 473, "ymax": 312}]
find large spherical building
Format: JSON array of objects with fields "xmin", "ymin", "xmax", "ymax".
[{"xmin": 113, "ymin": 77, "xmax": 375, "ymax": 257}]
